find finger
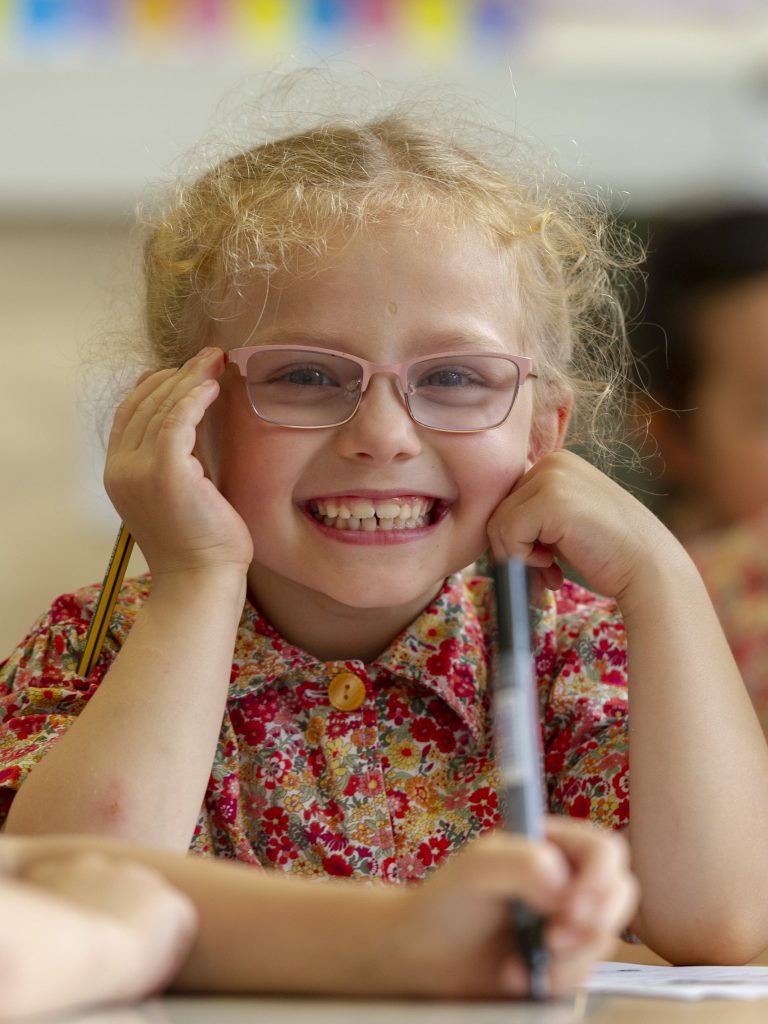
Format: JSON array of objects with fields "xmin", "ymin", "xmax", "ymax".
[
  {"xmin": 546, "ymin": 878, "xmax": 638, "ymax": 999},
  {"xmin": 108, "ymin": 367, "xmax": 177, "ymax": 454},
  {"xmin": 139, "ymin": 348, "xmax": 223, "ymax": 449},
  {"xmin": 546, "ymin": 868, "xmax": 639, "ymax": 954},
  {"xmin": 447, "ymin": 831, "xmax": 571, "ymax": 915},
  {"xmin": 544, "ymin": 818, "xmax": 634, "ymax": 933},
  {"xmin": 545, "ymin": 816, "xmax": 630, "ymax": 877},
  {"xmin": 486, "ymin": 527, "xmax": 557, "ymax": 571},
  {"xmin": 540, "ymin": 562, "xmax": 565, "ymax": 590},
  {"xmin": 148, "ymin": 379, "xmax": 221, "ymax": 486},
  {"xmin": 105, "ymin": 378, "xmax": 220, "ymax": 519},
  {"xmin": 548, "ymin": 941, "xmax": 606, "ymax": 998},
  {"xmin": 111, "ymin": 348, "xmax": 220, "ymax": 455},
  {"xmin": 486, "ymin": 489, "xmax": 566, "ymax": 568},
  {"xmin": 527, "ymin": 543, "xmax": 565, "ymax": 589}
]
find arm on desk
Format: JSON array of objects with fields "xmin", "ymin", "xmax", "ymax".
[
  {"xmin": 0, "ymin": 850, "xmax": 196, "ymax": 1020},
  {"xmin": 0, "ymin": 818, "xmax": 636, "ymax": 1001}
]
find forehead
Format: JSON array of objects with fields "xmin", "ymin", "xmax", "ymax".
[{"xmin": 214, "ymin": 221, "xmax": 523, "ymax": 354}]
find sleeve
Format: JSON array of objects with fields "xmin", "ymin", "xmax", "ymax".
[
  {"xmin": 690, "ymin": 520, "xmax": 768, "ymax": 735},
  {"xmin": 537, "ymin": 585, "xmax": 629, "ymax": 832},
  {"xmin": 0, "ymin": 589, "xmax": 115, "ymax": 826}
]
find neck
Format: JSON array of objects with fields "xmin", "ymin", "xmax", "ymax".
[{"xmin": 245, "ymin": 567, "xmax": 446, "ymax": 663}]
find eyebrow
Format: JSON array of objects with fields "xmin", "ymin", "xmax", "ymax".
[{"xmin": 241, "ymin": 328, "xmax": 513, "ymax": 356}]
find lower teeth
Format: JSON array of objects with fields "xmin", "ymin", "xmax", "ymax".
[{"xmin": 319, "ymin": 513, "xmax": 426, "ymax": 530}]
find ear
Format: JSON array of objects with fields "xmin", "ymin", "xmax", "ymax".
[{"xmin": 527, "ymin": 390, "xmax": 574, "ymax": 465}]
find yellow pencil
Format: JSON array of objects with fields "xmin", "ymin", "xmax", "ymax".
[{"xmin": 77, "ymin": 523, "xmax": 135, "ymax": 677}]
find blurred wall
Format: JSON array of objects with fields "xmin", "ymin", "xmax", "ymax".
[
  {"xmin": 1, "ymin": 221, "xmax": 149, "ymax": 656},
  {"xmin": 2, "ymin": 1, "xmax": 768, "ymax": 656}
]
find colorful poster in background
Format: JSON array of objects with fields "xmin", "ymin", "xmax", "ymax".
[{"xmin": 0, "ymin": 0, "xmax": 531, "ymax": 61}]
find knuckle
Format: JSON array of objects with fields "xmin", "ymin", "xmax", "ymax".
[{"xmin": 154, "ymin": 394, "xmax": 178, "ymax": 419}]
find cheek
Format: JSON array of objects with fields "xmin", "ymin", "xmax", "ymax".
[
  {"xmin": 444, "ymin": 438, "xmax": 527, "ymax": 568},
  {"xmin": 218, "ymin": 435, "xmax": 307, "ymax": 516},
  {"xmin": 197, "ymin": 396, "xmax": 299, "ymax": 508},
  {"xmin": 455, "ymin": 435, "xmax": 528, "ymax": 509}
]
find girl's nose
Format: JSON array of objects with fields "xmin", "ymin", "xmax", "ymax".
[{"xmin": 333, "ymin": 374, "xmax": 423, "ymax": 463}]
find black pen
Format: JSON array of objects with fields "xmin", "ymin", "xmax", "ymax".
[{"xmin": 491, "ymin": 557, "xmax": 549, "ymax": 1001}]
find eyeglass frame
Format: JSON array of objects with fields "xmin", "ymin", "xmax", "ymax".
[{"xmin": 224, "ymin": 344, "xmax": 537, "ymax": 434}]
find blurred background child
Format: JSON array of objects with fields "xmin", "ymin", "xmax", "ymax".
[{"xmin": 630, "ymin": 209, "xmax": 768, "ymax": 731}]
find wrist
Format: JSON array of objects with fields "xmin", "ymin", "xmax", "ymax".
[
  {"xmin": 365, "ymin": 884, "xmax": 453, "ymax": 998},
  {"xmin": 320, "ymin": 883, "xmax": 425, "ymax": 997},
  {"xmin": 616, "ymin": 534, "xmax": 703, "ymax": 624},
  {"xmin": 149, "ymin": 564, "xmax": 248, "ymax": 602},
  {"xmin": 145, "ymin": 566, "xmax": 248, "ymax": 637}
]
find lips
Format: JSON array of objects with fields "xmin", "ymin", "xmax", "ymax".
[{"xmin": 307, "ymin": 495, "xmax": 437, "ymax": 532}]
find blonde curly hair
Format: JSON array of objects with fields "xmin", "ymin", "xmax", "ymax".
[{"xmin": 140, "ymin": 112, "xmax": 640, "ymax": 461}]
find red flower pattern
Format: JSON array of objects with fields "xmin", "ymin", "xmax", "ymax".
[{"xmin": 0, "ymin": 573, "xmax": 629, "ymax": 881}]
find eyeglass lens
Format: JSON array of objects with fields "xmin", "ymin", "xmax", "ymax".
[{"xmin": 243, "ymin": 349, "xmax": 521, "ymax": 430}]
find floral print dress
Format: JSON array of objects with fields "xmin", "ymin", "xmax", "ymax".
[{"xmin": 0, "ymin": 573, "xmax": 629, "ymax": 881}]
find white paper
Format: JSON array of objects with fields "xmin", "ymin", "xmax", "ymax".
[{"xmin": 583, "ymin": 961, "xmax": 768, "ymax": 1000}]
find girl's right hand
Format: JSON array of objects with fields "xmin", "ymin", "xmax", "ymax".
[
  {"xmin": 396, "ymin": 816, "xmax": 638, "ymax": 999},
  {"xmin": 104, "ymin": 347, "xmax": 253, "ymax": 578}
]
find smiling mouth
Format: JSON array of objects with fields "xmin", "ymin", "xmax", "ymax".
[{"xmin": 308, "ymin": 496, "xmax": 438, "ymax": 532}]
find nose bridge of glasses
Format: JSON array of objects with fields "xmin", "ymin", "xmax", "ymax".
[{"xmin": 358, "ymin": 361, "xmax": 410, "ymax": 406}]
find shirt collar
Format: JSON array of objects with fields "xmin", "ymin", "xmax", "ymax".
[
  {"xmin": 378, "ymin": 573, "xmax": 492, "ymax": 741},
  {"xmin": 230, "ymin": 574, "xmax": 492, "ymax": 741}
]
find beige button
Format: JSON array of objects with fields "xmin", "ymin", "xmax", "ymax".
[{"xmin": 328, "ymin": 672, "xmax": 367, "ymax": 711}]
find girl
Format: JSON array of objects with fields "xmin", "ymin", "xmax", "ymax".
[
  {"xmin": 0, "ymin": 822, "xmax": 635, "ymax": 1011},
  {"xmin": 2, "ymin": 113, "xmax": 768, "ymax": 968}
]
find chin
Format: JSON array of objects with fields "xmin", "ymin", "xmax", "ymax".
[{"xmin": 319, "ymin": 573, "xmax": 446, "ymax": 613}]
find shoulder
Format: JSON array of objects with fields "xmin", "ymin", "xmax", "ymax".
[
  {"xmin": 551, "ymin": 577, "xmax": 617, "ymax": 615},
  {"xmin": 43, "ymin": 574, "xmax": 152, "ymax": 648},
  {"xmin": 535, "ymin": 578, "xmax": 627, "ymax": 691},
  {"xmin": 462, "ymin": 572, "xmax": 622, "ymax": 637},
  {"xmin": 543, "ymin": 578, "xmax": 624, "ymax": 641},
  {"xmin": 1, "ymin": 575, "xmax": 152, "ymax": 689}
]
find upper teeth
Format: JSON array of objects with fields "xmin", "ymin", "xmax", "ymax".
[{"xmin": 312, "ymin": 497, "xmax": 433, "ymax": 522}]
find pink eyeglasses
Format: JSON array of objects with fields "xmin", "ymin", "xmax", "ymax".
[{"xmin": 225, "ymin": 345, "xmax": 536, "ymax": 433}]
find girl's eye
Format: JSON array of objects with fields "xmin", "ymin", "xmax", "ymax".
[
  {"xmin": 276, "ymin": 366, "xmax": 339, "ymax": 388},
  {"xmin": 417, "ymin": 368, "xmax": 483, "ymax": 388}
]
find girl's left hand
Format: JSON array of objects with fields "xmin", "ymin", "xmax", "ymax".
[{"xmin": 487, "ymin": 450, "xmax": 673, "ymax": 603}]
